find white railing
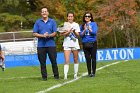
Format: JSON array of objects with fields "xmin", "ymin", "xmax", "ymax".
[{"xmin": 0, "ymin": 31, "xmax": 34, "ymax": 42}]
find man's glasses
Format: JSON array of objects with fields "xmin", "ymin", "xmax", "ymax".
[
  {"xmin": 85, "ymin": 16, "xmax": 91, "ymax": 18},
  {"xmin": 41, "ymin": 11, "xmax": 48, "ymax": 13}
]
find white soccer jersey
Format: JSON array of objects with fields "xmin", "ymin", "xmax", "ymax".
[{"xmin": 63, "ymin": 22, "xmax": 80, "ymax": 48}]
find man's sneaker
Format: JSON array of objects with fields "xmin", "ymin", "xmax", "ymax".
[
  {"xmin": 42, "ymin": 77, "xmax": 47, "ymax": 81},
  {"xmin": 54, "ymin": 76, "xmax": 59, "ymax": 80}
]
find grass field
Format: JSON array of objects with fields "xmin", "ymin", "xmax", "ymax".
[{"xmin": 0, "ymin": 60, "xmax": 140, "ymax": 93}]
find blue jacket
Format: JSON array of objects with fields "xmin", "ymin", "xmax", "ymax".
[
  {"xmin": 33, "ymin": 18, "xmax": 57, "ymax": 47},
  {"xmin": 80, "ymin": 22, "xmax": 98, "ymax": 43}
]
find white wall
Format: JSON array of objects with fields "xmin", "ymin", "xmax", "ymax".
[{"xmin": 1, "ymin": 41, "xmax": 37, "ymax": 55}]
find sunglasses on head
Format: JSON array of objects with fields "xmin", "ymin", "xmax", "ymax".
[{"xmin": 85, "ymin": 15, "xmax": 91, "ymax": 18}]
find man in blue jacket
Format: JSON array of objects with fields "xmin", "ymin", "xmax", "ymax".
[{"xmin": 33, "ymin": 7, "xmax": 59, "ymax": 81}]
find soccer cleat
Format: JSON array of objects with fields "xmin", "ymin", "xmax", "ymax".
[
  {"xmin": 1, "ymin": 64, "xmax": 5, "ymax": 71},
  {"xmin": 74, "ymin": 74, "xmax": 78, "ymax": 79}
]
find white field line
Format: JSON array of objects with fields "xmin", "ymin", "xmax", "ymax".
[{"xmin": 37, "ymin": 60, "xmax": 128, "ymax": 93}]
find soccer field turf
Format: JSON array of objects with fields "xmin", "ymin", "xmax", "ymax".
[{"xmin": 0, "ymin": 60, "xmax": 140, "ymax": 93}]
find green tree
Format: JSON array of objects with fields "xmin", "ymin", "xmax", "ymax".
[
  {"xmin": 96, "ymin": 0, "xmax": 140, "ymax": 48},
  {"xmin": 0, "ymin": 0, "xmax": 36, "ymax": 31},
  {"xmin": 0, "ymin": 13, "xmax": 26, "ymax": 31}
]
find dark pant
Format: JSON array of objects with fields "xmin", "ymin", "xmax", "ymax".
[
  {"xmin": 37, "ymin": 47, "xmax": 59, "ymax": 79},
  {"xmin": 83, "ymin": 42, "xmax": 97, "ymax": 75}
]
